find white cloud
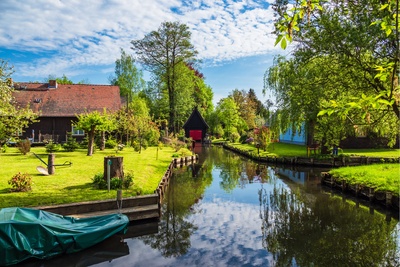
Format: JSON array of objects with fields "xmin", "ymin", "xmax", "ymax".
[{"xmin": 0, "ymin": 0, "xmax": 278, "ymax": 81}]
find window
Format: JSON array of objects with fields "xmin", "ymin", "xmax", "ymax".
[{"xmin": 72, "ymin": 125, "xmax": 84, "ymax": 136}]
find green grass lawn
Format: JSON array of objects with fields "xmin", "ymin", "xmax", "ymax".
[
  {"xmin": 341, "ymin": 148, "xmax": 400, "ymax": 158},
  {"xmin": 0, "ymin": 146, "xmax": 176, "ymax": 208},
  {"xmin": 329, "ymin": 164, "xmax": 400, "ymax": 194},
  {"xmin": 228, "ymin": 142, "xmax": 400, "ymax": 158}
]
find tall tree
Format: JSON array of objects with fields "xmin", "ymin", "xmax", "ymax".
[
  {"xmin": 131, "ymin": 21, "xmax": 198, "ymax": 133},
  {"xmin": 0, "ymin": 60, "xmax": 37, "ymax": 147},
  {"xmin": 109, "ymin": 48, "xmax": 146, "ymax": 99}
]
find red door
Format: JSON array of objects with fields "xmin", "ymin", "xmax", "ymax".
[{"xmin": 189, "ymin": 130, "xmax": 202, "ymax": 141}]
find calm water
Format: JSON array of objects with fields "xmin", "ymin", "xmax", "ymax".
[{"xmin": 19, "ymin": 146, "xmax": 400, "ymax": 267}]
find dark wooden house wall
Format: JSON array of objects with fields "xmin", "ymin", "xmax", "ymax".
[{"xmin": 21, "ymin": 117, "xmax": 83, "ymax": 143}]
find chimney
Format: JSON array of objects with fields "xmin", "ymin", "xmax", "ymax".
[{"xmin": 48, "ymin": 80, "xmax": 58, "ymax": 89}]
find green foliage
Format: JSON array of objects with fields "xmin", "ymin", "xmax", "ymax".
[
  {"xmin": 109, "ymin": 48, "xmax": 146, "ymax": 98},
  {"xmin": 8, "ymin": 172, "xmax": 32, "ymax": 192},
  {"xmin": 63, "ymin": 132, "xmax": 79, "ymax": 152},
  {"xmin": 271, "ymin": 0, "xmax": 400, "ymax": 138},
  {"xmin": 45, "ymin": 140, "xmax": 61, "ymax": 153},
  {"xmin": 105, "ymin": 138, "xmax": 117, "ymax": 149},
  {"xmin": 172, "ymin": 147, "xmax": 193, "ymax": 158},
  {"xmin": 0, "ymin": 60, "xmax": 38, "ymax": 147},
  {"xmin": 123, "ymin": 172, "xmax": 134, "ymax": 189},
  {"xmin": 16, "ymin": 139, "xmax": 31, "ymax": 155},
  {"xmin": 256, "ymin": 126, "xmax": 271, "ymax": 151},
  {"xmin": 110, "ymin": 177, "xmax": 122, "ymax": 190},
  {"xmin": 131, "ymin": 21, "xmax": 199, "ymax": 133},
  {"xmin": 229, "ymin": 132, "xmax": 240, "ymax": 143},
  {"xmin": 92, "ymin": 174, "xmax": 123, "ymax": 190},
  {"xmin": 167, "ymin": 134, "xmax": 187, "ymax": 152},
  {"xmin": 215, "ymin": 97, "xmax": 241, "ymax": 138},
  {"xmin": 92, "ymin": 173, "xmax": 106, "ymax": 189},
  {"xmin": 1, "ymin": 143, "xmax": 7, "ymax": 153},
  {"xmin": 75, "ymin": 109, "xmax": 117, "ymax": 156}
]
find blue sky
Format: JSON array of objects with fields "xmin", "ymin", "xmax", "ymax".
[{"xmin": 0, "ymin": 0, "xmax": 284, "ymax": 105}]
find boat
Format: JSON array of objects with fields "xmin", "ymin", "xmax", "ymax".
[{"xmin": 0, "ymin": 207, "xmax": 129, "ymax": 266}]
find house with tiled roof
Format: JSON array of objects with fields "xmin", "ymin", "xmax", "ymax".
[{"xmin": 12, "ymin": 80, "xmax": 122, "ymax": 143}]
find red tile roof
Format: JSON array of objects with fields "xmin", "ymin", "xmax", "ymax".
[{"xmin": 12, "ymin": 82, "xmax": 122, "ymax": 117}]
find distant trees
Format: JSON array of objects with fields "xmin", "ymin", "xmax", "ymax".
[
  {"xmin": 210, "ymin": 89, "xmax": 269, "ymax": 142},
  {"xmin": 109, "ymin": 48, "xmax": 146, "ymax": 99},
  {"xmin": 45, "ymin": 74, "xmax": 89, "ymax": 84}
]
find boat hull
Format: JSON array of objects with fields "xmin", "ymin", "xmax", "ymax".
[{"xmin": 0, "ymin": 207, "xmax": 129, "ymax": 266}]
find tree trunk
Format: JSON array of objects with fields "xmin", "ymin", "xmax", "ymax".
[
  {"xmin": 48, "ymin": 153, "xmax": 55, "ymax": 175},
  {"xmin": 87, "ymin": 129, "xmax": 95, "ymax": 156},
  {"xmin": 100, "ymin": 131, "xmax": 105, "ymax": 150},
  {"xmin": 306, "ymin": 120, "xmax": 316, "ymax": 146},
  {"xmin": 103, "ymin": 156, "xmax": 124, "ymax": 181}
]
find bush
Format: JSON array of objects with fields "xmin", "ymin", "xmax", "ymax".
[
  {"xmin": 105, "ymin": 138, "xmax": 117, "ymax": 149},
  {"xmin": 17, "ymin": 139, "xmax": 31, "ymax": 155},
  {"xmin": 230, "ymin": 132, "xmax": 240, "ymax": 143},
  {"xmin": 45, "ymin": 140, "xmax": 61, "ymax": 153},
  {"xmin": 172, "ymin": 147, "xmax": 193, "ymax": 157},
  {"xmin": 123, "ymin": 172, "xmax": 134, "ymax": 189},
  {"xmin": 92, "ymin": 173, "xmax": 106, "ymax": 189},
  {"xmin": 110, "ymin": 177, "xmax": 122, "ymax": 189},
  {"xmin": 92, "ymin": 173, "xmax": 126, "ymax": 190},
  {"xmin": 63, "ymin": 133, "xmax": 79, "ymax": 152},
  {"xmin": 8, "ymin": 172, "xmax": 32, "ymax": 192},
  {"xmin": 80, "ymin": 135, "xmax": 89, "ymax": 148},
  {"xmin": 1, "ymin": 144, "xmax": 8, "ymax": 153}
]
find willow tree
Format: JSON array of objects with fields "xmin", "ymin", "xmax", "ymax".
[
  {"xmin": 268, "ymin": 0, "xmax": 399, "ymax": 147},
  {"xmin": 0, "ymin": 60, "xmax": 37, "ymax": 147},
  {"xmin": 272, "ymin": 0, "xmax": 399, "ymax": 121},
  {"xmin": 131, "ymin": 21, "xmax": 198, "ymax": 134}
]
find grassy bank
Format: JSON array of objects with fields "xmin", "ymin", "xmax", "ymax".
[
  {"xmin": 226, "ymin": 141, "xmax": 399, "ymax": 195},
  {"xmin": 0, "ymin": 146, "xmax": 176, "ymax": 208},
  {"xmin": 329, "ymin": 164, "xmax": 399, "ymax": 194},
  {"xmin": 225, "ymin": 142, "xmax": 400, "ymax": 158}
]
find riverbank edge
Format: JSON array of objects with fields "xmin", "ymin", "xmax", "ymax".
[
  {"xmin": 35, "ymin": 155, "xmax": 199, "ymax": 221},
  {"xmin": 220, "ymin": 143, "xmax": 400, "ymax": 211},
  {"xmin": 221, "ymin": 143, "xmax": 400, "ymax": 167}
]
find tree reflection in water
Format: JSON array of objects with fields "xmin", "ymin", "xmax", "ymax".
[
  {"xmin": 139, "ymin": 149, "xmax": 213, "ymax": 258},
  {"xmin": 259, "ymin": 183, "xmax": 399, "ymax": 267}
]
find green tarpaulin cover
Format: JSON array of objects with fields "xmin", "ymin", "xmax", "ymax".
[{"xmin": 0, "ymin": 207, "xmax": 129, "ymax": 266}]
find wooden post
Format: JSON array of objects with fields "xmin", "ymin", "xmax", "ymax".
[
  {"xmin": 48, "ymin": 153, "xmax": 55, "ymax": 175},
  {"xmin": 104, "ymin": 156, "xmax": 124, "ymax": 181}
]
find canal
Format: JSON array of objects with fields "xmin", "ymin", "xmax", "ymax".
[{"xmin": 20, "ymin": 145, "xmax": 400, "ymax": 266}]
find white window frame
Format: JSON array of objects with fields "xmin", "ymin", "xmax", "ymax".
[{"xmin": 71, "ymin": 125, "xmax": 84, "ymax": 136}]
